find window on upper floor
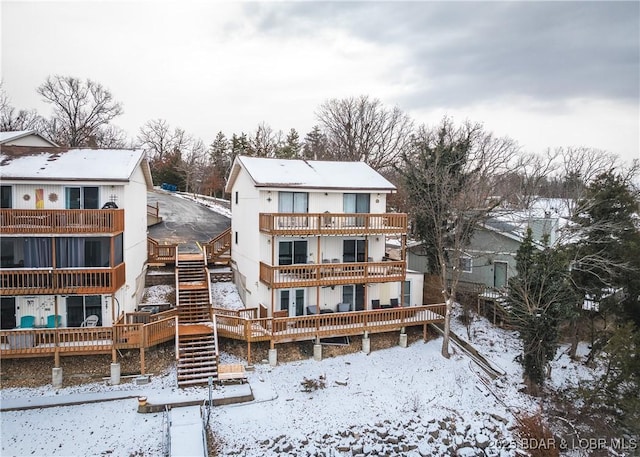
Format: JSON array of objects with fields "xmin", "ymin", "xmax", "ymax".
[
  {"xmin": 0, "ymin": 186, "xmax": 12, "ymax": 208},
  {"xmin": 56, "ymin": 237, "xmax": 116, "ymax": 267},
  {"xmin": 459, "ymin": 255, "xmax": 473, "ymax": 273},
  {"xmin": 65, "ymin": 186, "xmax": 99, "ymax": 209},
  {"xmin": 278, "ymin": 192, "xmax": 308, "ymax": 213},
  {"xmin": 343, "ymin": 193, "xmax": 370, "ymax": 213},
  {"xmin": 343, "ymin": 239, "xmax": 366, "ymax": 263}
]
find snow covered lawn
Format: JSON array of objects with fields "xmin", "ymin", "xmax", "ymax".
[{"xmin": 0, "ymin": 282, "xmax": 602, "ymax": 457}]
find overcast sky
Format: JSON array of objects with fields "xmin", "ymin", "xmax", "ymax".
[{"xmin": 2, "ymin": 1, "xmax": 639, "ymax": 163}]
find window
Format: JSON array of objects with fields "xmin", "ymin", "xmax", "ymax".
[
  {"xmin": 1, "ymin": 186, "xmax": 12, "ymax": 208},
  {"xmin": 56, "ymin": 237, "xmax": 112, "ymax": 267},
  {"xmin": 343, "ymin": 193, "xmax": 370, "ymax": 213},
  {"xmin": 459, "ymin": 256, "xmax": 472, "ymax": 273},
  {"xmin": 65, "ymin": 186, "xmax": 99, "ymax": 209},
  {"xmin": 403, "ymin": 280, "xmax": 411, "ymax": 306},
  {"xmin": 235, "ymin": 191, "xmax": 238, "ymax": 205},
  {"xmin": 342, "ymin": 284, "xmax": 365, "ymax": 311},
  {"xmin": 343, "ymin": 239, "xmax": 366, "ymax": 263},
  {"xmin": 278, "ymin": 192, "xmax": 308, "ymax": 213},
  {"xmin": 66, "ymin": 295, "xmax": 102, "ymax": 327},
  {"xmin": 278, "ymin": 240, "xmax": 307, "ymax": 265},
  {"xmin": 235, "ymin": 231, "xmax": 238, "ymax": 245},
  {"xmin": 23, "ymin": 238, "xmax": 53, "ymax": 267}
]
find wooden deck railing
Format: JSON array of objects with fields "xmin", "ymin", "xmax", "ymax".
[
  {"xmin": 0, "ymin": 315, "xmax": 179, "ymax": 359},
  {"xmin": 259, "ymin": 260, "xmax": 405, "ymax": 288},
  {"xmin": 259, "ymin": 212, "xmax": 407, "ymax": 236},
  {"xmin": 0, "ymin": 263, "xmax": 126, "ymax": 296},
  {"xmin": 147, "ymin": 237, "xmax": 178, "ymax": 264},
  {"xmin": 203, "ymin": 228, "xmax": 231, "ymax": 264},
  {"xmin": 214, "ymin": 304, "xmax": 446, "ymax": 344},
  {"xmin": 0, "ymin": 209, "xmax": 124, "ymax": 234}
]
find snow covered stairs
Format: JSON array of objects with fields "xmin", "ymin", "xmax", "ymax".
[{"xmin": 176, "ymin": 253, "xmax": 219, "ymax": 388}]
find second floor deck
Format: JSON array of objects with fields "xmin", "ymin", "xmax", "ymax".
[
  {"xmin": 0, "ymin": 263, "xmax": 126, "ymax": 296},
  {"xmin": 260, "ymin": 260, "xmax": 405, "ymax": 288}
]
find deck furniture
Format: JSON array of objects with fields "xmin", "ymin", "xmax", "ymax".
[
  {"xmin": 46, "ymin": 315, "xmax": 62, "ymax": 328},
  {"xmin": 81, "ymin": 315, "xmax": 99, "ymax": 327},
  {"xmin": 20, "ymin": 315, "xmax": 35, "ymax": 328}
]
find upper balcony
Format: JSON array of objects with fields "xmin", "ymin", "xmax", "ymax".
[
  {"xmin": 0, "ymin": 209, "xmax": 124, "ymax": 235},
  {"xmin": 259, "ymin": 212, "xmax": 407, "ymax": 236}
]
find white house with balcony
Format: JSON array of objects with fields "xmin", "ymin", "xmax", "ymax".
[
  {"xmin": 225, "ymin": 156, "xmax": 423, "ymax": 318},
  {"xmin": 0, "ymin": 144, "xmax": 152, "ymax": 329}
]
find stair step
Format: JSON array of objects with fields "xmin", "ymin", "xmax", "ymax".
[
  {"xmin": 178, "ymin": 369, "xmax": 218, "ymax": 380},
  {"xmin": 178, "ymin": 354, "xmax": 218, "ymax": 363},
  {"xmin": 177, "ymin": 365, "xmax": 218, "ymax": 375},
  {"xmin": 179, "ymin": 344, "xmax": 216, "ymax": 351},
  {"xmin": 178, "ymin": 377, "xmax": 217, "ymax": 387},
  {"xmin": 177, "ymin": 370, "xmax": 218, "ymax": 379}
]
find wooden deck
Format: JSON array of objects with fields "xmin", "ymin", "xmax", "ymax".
[
  {"xmin": 0, "ymin": 208, "xmax": 124, "ymax": 234},
  {"xmin": 259, "ymin": 212, "xmax": 407, "ymax": 236},
  {"xmin": 215, "ymin": 304, "xmax": 446, "ymax": 344},
  {"xmin": 259, "ymin": 261, "xmax": 406, "ymax": 288},
  {"xmin": 0, "ymin": 310, "xmax": 178, "ymax": 359},
  {"xmin": 0, "ymin": 263, "xmax": 126, "ymax": 296}
]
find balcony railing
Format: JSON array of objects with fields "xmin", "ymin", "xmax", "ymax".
[
  {"xmin": 0, "ymin": 316, "xmax": 177, "ymax": 359},
  {"xmin": 259, "ymin": 260, "xmax": 405, "ymax": 289},
  {"xmin": 0, "ymin": 263, "xmax": 126, "ymax": 295},
  {"xmin": 259, "ymin": 212, "xmax": 407, "ymax": 236},
  {"xmin": 0, "ymin": 209, "xmax": 124, "ymax": 234},
  {"xmin": 214, "ymin": 304, "xmax": 446, "ymax": 345},
  {"xmin": 147, "ymin": 237, "xmax": 178, "ymax": 264}
]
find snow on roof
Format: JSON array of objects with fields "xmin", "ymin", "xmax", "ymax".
[
  {"xmin": 228, "ymin": 156, "xmax": 396, "ymax": 191},
  {"xmin": 0, "ymin": 146, "xmax": 148, "ymax": 183},
  {"xmin": 0, "ymin": 130, "xmax": 58, "ymax": 146}
]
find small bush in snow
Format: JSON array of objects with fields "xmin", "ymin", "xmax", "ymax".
[{"xmin": 301, "ymin": 374, "xmax": 326, "ymax": 392}]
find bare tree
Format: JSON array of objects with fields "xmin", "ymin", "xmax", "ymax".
[
  {"xmin": 178, "ymin": 138, "xmax": 208, "ymax": 194},
  {"xmin": 316, "ymin": 95, "xmax": 414, "ymax": 171},
  {"xmin": 37, "ymin": 75, "xmax": 124, "ymax": 147},
  {"xmin": 0, "ymin": 85, "xmax": 44, "ymax": 132},
  {"xmin": 250, "ymin": 122, "xmax": 281, "ymax": 157},
  {"xmin": 137, "ymin": 119, "xmax": 190, "ymax": 160},
  {"xmin": 397, "ymin": 118, "xmax": 520, "ymax": 357}
]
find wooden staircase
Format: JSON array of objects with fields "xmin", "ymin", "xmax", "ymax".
[
  {"xmin": 176, "ymin": 253, "xmax": 219, "ymax": 387},
  {"xmin": 204, "ymin": 228, "xmax": 231, "ymax": 265}
]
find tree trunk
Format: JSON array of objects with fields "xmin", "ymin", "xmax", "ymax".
[
  {"xmin": 441, "ymin": 299, "xmax": 452, "ymax": 358},
  {"xmin": 568, "ymin": 317, "xmax": 579, "ymax": 360}
]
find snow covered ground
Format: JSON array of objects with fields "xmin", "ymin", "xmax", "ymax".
[{"xmin": 1, "ymin": 283, "xmax": 601, "ymax": 457}]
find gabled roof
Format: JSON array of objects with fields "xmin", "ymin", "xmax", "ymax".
[
  {"xmin": 225, "ymin": 156, "xmax": 396, "ymax": 193},
  {"xmin": 0, "ymin": 146, "xmax": 153, "ymax": 189},
  {"xmin": 0, "ymin": 130, "xmax": 58, "ymax": 147}
]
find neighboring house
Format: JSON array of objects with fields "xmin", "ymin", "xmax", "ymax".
[
  {"xmin": 0, "ymin": 130, "xmax": 58, "ymax": 147},
  {"xmin": 407, "ymin": 199, "xmax": 570, "ymax": 292},
  {"xmin": 0, "ymin": 144, "xmax": 153, "ymax": 329},
  {"xmin": 225, "ymin": 156, "xmax": 423, "ymax": 317}
]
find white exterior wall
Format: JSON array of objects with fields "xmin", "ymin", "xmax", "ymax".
[
  {"xmin": 230, "ymin": 171, "xmax": 262, "ymax": 309},
  {"xmin": 121, "ymin": 165, "xmax": 149, "ymax": 313},
  {"xmin": 6, "ymin": 182, "xmax": 125, "ymax": 210},
  {"xmin": 4, "ymin": 162, "xmax": 149, "ymax": 326},
  {"xmin": 230, "ymin": 165, "xmax": 401, "ymax": 315}
]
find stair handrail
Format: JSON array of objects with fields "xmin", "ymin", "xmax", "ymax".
[{"xmin": 203, "ymin": 228, "xmax": 231, "ymax": 263}]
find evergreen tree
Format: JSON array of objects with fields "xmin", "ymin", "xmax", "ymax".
[
  {"xmin": 302, "ymin": 125, "xmax": 328, "ymax": 160},
  {"xmin": 570, "ymin": 171, "xmax": 640, "ymax": 325},
  {"xmin": 509, "ymin": 229, "xmax": 572, "ymax": 393},
  {"xmin": 276, "ymin": 128, "xmax": 301, "ymax": 159}
]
